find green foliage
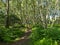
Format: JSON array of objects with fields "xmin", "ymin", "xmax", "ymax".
[
  {"xmin": 31, "ymin": 27, "xmax": 60, "ymax": 41},
  {"xmin": 30, "ymin": 26, "xmax": 60, "ymax": 45},
  {"xmin": 33, "ymin": 38, "xmax": 58, "ymax": 45},
  {"xmin": 31, "ymin": 27, "xmax": 46, "ymax": 41},
  {"xmin": 0, "ymin": 27, "xmax": 24, "ymax": 42},
  {"xmin": 46, "ymin": 27, "xmax": 60, "ymax": 41}
]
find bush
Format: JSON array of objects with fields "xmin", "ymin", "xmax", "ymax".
[
  {"xmin": 30, "ymin": 27, "xmax": 46, "ymax": 41},
  {"xmin": 30, "ymin": 27, "xmax": 60, "ymax": 42},
  {"xmin": 33, "ymin": 38, "xmax": 58, "ymax": 45},
  {"xmin": 46, "ymin": 27, "xmax": 60, "ymax": 41},
  {"xmin": 0, "ymin": 27, "xmax": 24, "ymax": 42},
  {"xmin": 30, "ymin": 27, "xmax": 60, "ymax": 45}
]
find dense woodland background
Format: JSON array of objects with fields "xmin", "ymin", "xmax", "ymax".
[{"xmin": 0, "ymin": 0, "xmax": 60, "ymax": 45}]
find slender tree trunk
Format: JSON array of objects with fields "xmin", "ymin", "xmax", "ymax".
[{"xmin": 5, "ymin": 0, "xmax": 9, "ymax": 28}]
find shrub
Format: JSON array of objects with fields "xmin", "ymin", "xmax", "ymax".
[
  {"xmin": 46, "ymin": 27, "xmax": 60, "ymax": 41},
  {"xmin": 0, "ymin": 27, "xmax": 24, "ymax": 42},
  {"xmin": 30, "ymin": 26, "xmax": 60, "ymax": 42},
  {"xmin": 33, "ymin": 38, "xmax": 58, "ymax": 45},
  {"xmin": 30, "ymin": 27, "xmax": 46, "ymax": 41},
  {"xmin": 30, "ymin": 27, "xmax": 60, "ymax": 45}
]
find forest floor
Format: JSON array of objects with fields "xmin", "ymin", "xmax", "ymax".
[{"xmin": 0, "ymin": 29, "xmax": 32, "ymax": 45}]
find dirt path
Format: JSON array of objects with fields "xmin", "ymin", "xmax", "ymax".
[
  {"xmin": 10, "ymin": 30, "xmax": 32, "ymax": 45},
  {"xmin": 0, "ymin": 30, "xmax": 31, "ymax": 45}
]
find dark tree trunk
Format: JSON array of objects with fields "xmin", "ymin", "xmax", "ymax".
[{"xmin": 5, "ymin": 0, "xmax": 10, "ymax": 28}]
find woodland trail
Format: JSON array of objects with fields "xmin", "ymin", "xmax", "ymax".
[{"xmin": 0, "ymin": 30, "xmax": 32, "ymax": 45}]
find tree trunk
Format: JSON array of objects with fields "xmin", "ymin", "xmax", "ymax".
[{"xmin": 5, "ymin": 0, "xmax": 9, "ymax": 28}]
